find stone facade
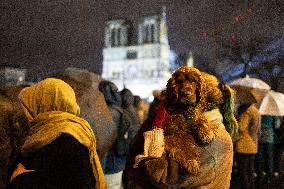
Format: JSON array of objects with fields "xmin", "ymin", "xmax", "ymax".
[{"xmin": 102, "ymin": 8, "xmax": 171, "ymax": 99}]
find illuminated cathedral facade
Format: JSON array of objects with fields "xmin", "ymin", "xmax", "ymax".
[{"xmin": 102, "ymin": 8, "xmax": 171, "ymax": 99}]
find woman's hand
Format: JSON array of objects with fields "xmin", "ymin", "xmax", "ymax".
[{"xmin": 10, "ymin": 163, "xmax": 35, "ymax": 182}]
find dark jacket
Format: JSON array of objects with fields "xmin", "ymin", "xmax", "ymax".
[
  {"xmin": 259, "ymin": 115, "xmax": 281, "ymax": 144},
  {"xmin": 276, "ymin": 116, "xmax": 284, "ymax": 144},
  {"xmin": 99, "ymin": 82, "xmax": 132, "ymax": 174},
  {"xmin": 120, "ymin": 89, "xmax": 141, "ymax": 142},
  {"xmin": 102, "ymin": 104, "xmax": 129, "ymax": 174},
  {"xmin": 9, "ymin": 133, "xmax": 96, "ymax": 189}
]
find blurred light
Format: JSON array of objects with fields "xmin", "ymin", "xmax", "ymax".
[
  {"xmin": 230, "ymin": 34, "xmax": 237, "ymax": 42},
  {"xmin": 200, "ymin": 32, "xmax": 208, "ymax": 37},
  {"xmin": 18, "ymin": 76, "xmax": 24, "ymax": 82},
  {"xmin": 234, "ymin": 16, "xmax": 241, "ymax": 22},
  {"xmin": 247, "ymin": 8, "xmax": 253, "ymax": 15},
  {"xmin": 147, "ymin": 95, "xmax": 154, "ymax": 102}
]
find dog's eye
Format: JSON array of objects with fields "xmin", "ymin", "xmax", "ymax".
[{"xmin": 185, "ymin": 74, "xmax": 190, "ymax": 81}]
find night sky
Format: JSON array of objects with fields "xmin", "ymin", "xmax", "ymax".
[{"xmin": 1, "ymin": 0, "xmax": 283, "ymax": 80}]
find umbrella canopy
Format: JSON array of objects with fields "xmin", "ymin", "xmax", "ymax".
[
  {"xmin": 259, "ymin": 90, "xmax": 284, "ymax": 116},
  {"xmin": 230, "ymin": 77, "xmax": 271, "ymax": 90},
  {"xmin": 231, "ymin": 85, "xmax": 268, "ymax": 105}
]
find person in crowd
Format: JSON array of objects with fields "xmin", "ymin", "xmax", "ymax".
[
  {"xmin": 274, "ymin": 116, "xmax": 284, "ymax": 177},
  {"xmin": 256, "ymin": 115, "xmax": 281, "ymax": 183},
  {"xmin": 120, "ymin": 89, "xmax": 142, "ymax": 189},
  {"xmin": 99, "ymin": 81, "xmax": 133, "ymax": 189},
  {"xmin": 123, "ymin": 66, "xmax": 238, "ymax": 189},
  {"xmin": 120, "ymin": 89, "xmax": 141, "ymax": 145},
  {"xmin": 122, "ymin": 90, "xmax": 167, "ymax": 189},
  {"xmin": 133, "ymin": 95, "xmax": 149, "ymax": 124},
  {"xmin": 8, "ymin": 78, "xmax": 106, "ymax": 189},
  {"xmin": 235, "ymin": 103, "xmax": 261, "ymax": 189}
]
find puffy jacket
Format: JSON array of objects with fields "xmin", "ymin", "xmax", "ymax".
[
  {"xmin": 259, "ymin": 115, "xmax": 281, "ymax": 144},
  {"xmin": 235, "ymin": 104, "xmax": 261, "ymax": 154}
]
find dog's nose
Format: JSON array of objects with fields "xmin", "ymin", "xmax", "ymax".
[{"xmin": 183, "ymin": 91, "xmax": 191, "ymax": 95}]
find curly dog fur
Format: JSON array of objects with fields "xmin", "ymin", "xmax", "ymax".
[{"xmin": 158, "ymin": 66, "xmax": 237, "ymax": 175}]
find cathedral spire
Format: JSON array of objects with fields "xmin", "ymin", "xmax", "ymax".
[
  {"xmin": 159, "ymin": 6, "xmax": 169, "ymax": 45},
  {"xmin": 162, "ymin": 6, "xmax": 166, "ymax": 20}
]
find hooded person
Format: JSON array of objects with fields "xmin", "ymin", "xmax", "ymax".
[
  {"xmin": 235, "ymin": 103, "xmax": 261, "ymax": 189},
  {"xmin": 120, "ymin": 89, "xmax": 141, "ymax": 142},
  {"xmin": 9, "ymin": 78, "xmax": 106, "ymax": 189},
  {"xmin": 99, "ymin": 80, "xmax": 131, "ymax": 189}
]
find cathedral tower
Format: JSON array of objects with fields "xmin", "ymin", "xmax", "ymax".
[{"xmin": 102, "ymin": 7, "xmax": 171, "ymax": 99}]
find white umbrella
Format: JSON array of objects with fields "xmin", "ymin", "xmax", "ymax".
[
  {"xmin": 259, "ymin": 90, "xmax": 284, "ymax": 116},
  {"xmin": 230, "ymin": 76, "xmax": 271, "ymax": 90}
]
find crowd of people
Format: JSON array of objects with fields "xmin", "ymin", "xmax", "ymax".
[
  {"xmin": 4, "ymin": 66, "xmax": 283, "ymax": 189},
  {"xmin": 233, "ymin": 109, "xmax": 283, "ymax": 189}
]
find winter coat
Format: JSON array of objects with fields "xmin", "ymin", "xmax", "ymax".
[
  {"xmin": 178, "ymin": 109, "xmax": 233, "ymax": 189},
  {"xmin": 120, "ymin": 89, "xmax": 141, "ymax": 141},
  {"xmin": 9, "ymin": 134, "xmax": 96, "ymax": 189},
  {"xmin": 124, "ymin": 108, "xmax": 233, "ymax": 189},
  {"xmin": 99, "ymin": 85, "xmax": 136, "ymax": 174},
  {"xmin": 103, "ymin": 89, "xmax": 141, "ymax": 174},
  {"xmin": 259, "ymin": 115, "xmax": 281, "ymax": 144},
  {"xmin": 276, "ymin": 116, "xmax": 284, "ymax": 144},
  {"xmin": 102, "ymin": 104, "xmax": 129, "ymax": 174},
  {"xmin": 235, "ymin": 104, "xmax": 261, "ymax": 154}
]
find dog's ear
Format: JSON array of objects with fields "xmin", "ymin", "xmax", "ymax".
[{"xmin": 166, "ymin": 78, "xmax": 178, "ymax": 102}]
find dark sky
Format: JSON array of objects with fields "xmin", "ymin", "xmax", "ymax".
[{"xmin": 1, "ymin": 0, "xmax": 283, "ymax": 80}]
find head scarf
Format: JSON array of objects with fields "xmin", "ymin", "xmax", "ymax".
[{"xmin": 19, "ymin": 78, "xmax": 106, "ymax": 189}]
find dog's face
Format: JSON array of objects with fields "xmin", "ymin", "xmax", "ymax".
[
  {"xmin": 167, "ymin": 67, "xmax": 202, "ymax": 108},
  {"xmin": 174, "ymin": 72, "xmax": 197, "ymax": 106}
]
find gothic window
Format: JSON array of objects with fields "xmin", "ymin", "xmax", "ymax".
[
  {"xmin": 150, "ymin": 24, "xmax": 155, "ymax": 43},
  {"xmin": 117, "ymin": 28, "xmax": 121, "ymax": 46},
  {"xmin": 106, "ymin": 20, "xmax": 130, "ymax": 47},
  {"xmin": 111, "ymin": 29, "xmax": 116, "ymax": 47},
  {"xmin": 143, "ymin": 23, "xmax": 156, "ymax": 44},
  {"xmin": 110, "ymin": 27, "xmax": 122, "ymax": 47},
  {"xmin": 144, "ymin": 25, "xmax": 149, "ymax": 43}
]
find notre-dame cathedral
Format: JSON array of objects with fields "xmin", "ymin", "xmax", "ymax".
[{"xmin": 102, "ymin": 7, "xmax": 171, "ymax": 99}]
